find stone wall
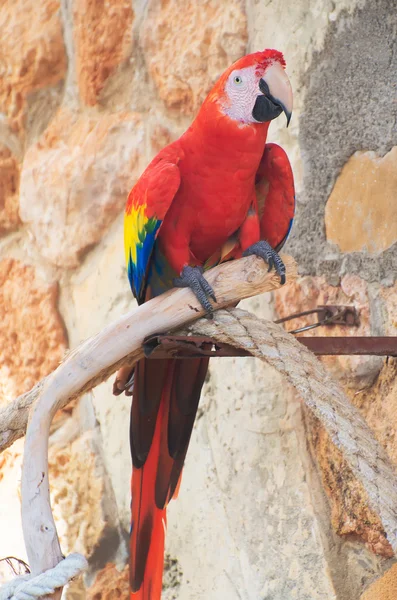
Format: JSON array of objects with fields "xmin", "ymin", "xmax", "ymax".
[{"xmin": 0, "ymin": 1, "xmax": 396, "ymax": 598}]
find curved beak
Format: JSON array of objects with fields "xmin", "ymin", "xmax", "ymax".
[{"xmin": 258, "ymin": 62, "xmax": 293, "ymax": 126}]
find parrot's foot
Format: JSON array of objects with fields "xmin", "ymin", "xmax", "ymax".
[
  {"xmin": 243, "ymin": 241, "xmax": 286, "ymax": 285},
  {"xmin": 174, "ymin": 265, "xmax": 216, "ymax": 315}
]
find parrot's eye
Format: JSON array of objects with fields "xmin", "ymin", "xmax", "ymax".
[{"xmin": 233, "ymin": 75, "xmax": 243, "ymax": 85}]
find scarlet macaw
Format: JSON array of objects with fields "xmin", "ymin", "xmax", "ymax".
[{"xmin": 116, "ymin": 49, "xmax": 295, "ymax": 599}]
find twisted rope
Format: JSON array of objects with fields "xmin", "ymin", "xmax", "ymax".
[{"xmin": 0, "ymin": 554, "xmax": 88, "ymax": 600}]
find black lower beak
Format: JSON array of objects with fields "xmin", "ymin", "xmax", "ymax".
[{"xmin": 252, "ymin": 78, "xmax": 292, "ymax": 126}]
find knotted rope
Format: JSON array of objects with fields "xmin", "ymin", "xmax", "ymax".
[{"xmin": 0, "ymin": 554, "xmax": 87, "ymax": 600}]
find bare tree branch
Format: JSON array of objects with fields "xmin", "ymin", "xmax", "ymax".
[{"xmin": 0, "ymin": 255, "xmax": 296, "ymax": 455}]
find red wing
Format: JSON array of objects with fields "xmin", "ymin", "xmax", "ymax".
[
  {"xmin": 124, "ymin": 143, "xmax": 183, "ymax": 303},
  {"xmin": 256, "ymin": 143, "xmax": 295, "ymax": 251}
]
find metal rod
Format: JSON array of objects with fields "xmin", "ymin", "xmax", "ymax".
[
  {"xmin": 144, "ymin": 335, "xmax": 397, "ymax": 359},
  {"xmin": 298, "ymin": 337, "xmax": 397, "ymax": 357}
]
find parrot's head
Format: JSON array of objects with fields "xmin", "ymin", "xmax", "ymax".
[{"xmin": 213, "ymin": 49, "xmax": 293, "ymax": 127}]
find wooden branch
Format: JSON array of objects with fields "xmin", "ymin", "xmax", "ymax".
[
  {"xmin": 18, "ymin": 255, "xmax": 297, "ymax": 595},
  {"xmin": 0, "ymin": 255, "xmax": 295, "ymax": 455},
  {"xmin": 0, "ymin": 380, "xmax": 45, "ymax": 454}
]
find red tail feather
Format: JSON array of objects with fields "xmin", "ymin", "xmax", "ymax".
[{"xmin": 129, "ymin": 357, "xmax": 208, "ymax": 599}]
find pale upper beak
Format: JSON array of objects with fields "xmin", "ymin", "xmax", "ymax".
[{"xmin": 261, "ymin": 62, "xmax": 293, "ymax": 126}]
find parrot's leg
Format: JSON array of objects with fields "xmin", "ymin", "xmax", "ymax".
[
  {"xmin": 243, "ymin": 241, "xmax": 286, "ymax": 284},
  {"xmin": 174, "ymin": 265, "xmax": 216, "ymax": 314}
]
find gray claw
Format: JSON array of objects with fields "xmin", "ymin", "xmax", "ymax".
[
  {"xmin": 243, "ymin": 241, "xmax": 286, "ymax": 285},
  {"xmin": 174, "ymin": 265, "xmax": 216, "ymax": 315}
]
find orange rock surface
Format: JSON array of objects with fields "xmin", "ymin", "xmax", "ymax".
[
  {"xmin": 0, "ymin": 258, "xmax": 67, "ymax": 403},
  {"xmin": 0, "ymin": 0, "xmax": 66, "ymax": 134},
  {"xmin": 87, "ymin": 563, "xmax": 129, "ymax": 599},
  {"xmin": 141, "ymin": 0, "xmax": 247, "ymax": 113},
  {"xmin": 74, "ymin": 0, "xmax": 134, "ymax": 106},
  {"xmin": 0, "ymin": 146, "xmax": 20, "ymax": 234},
  {"xmin": 20, "ymin": 109, "xmax": 144, "ymax": 267},
  {"xmin": 361, "ymin": 564, "xmax": 397, "ymax": 600}
]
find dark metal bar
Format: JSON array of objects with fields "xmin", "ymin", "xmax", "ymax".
[
  {"xmin": 298, "ymin": 337, "xmax": 397, "ymax": 357},
  {"xmin": 143, "ymin": 335, "xmax": 250, "ymax": 359},
  {"xmin": 144, "ymin": 334, "xmax": 397, "ymax": 359}
]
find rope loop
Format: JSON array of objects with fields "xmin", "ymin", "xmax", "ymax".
[{"xmin": 0, "ymin": 554, "xmax": 88, "ymax": 600}]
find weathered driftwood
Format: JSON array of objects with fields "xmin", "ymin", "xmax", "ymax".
[
  {"xmin": 18, "ymin": 254, "xmax": 297, "ymax": 598},
  {"xmin": 0, "ymin": 380, "xmax": 45, "ymax": 454},
  {"xmin": 2, "ymin": 253, "xmax": 397, "ymax": 600}
]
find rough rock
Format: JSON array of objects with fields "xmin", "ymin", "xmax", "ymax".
[
  {"xmin": 86, "ymin": 563, "xmax": 129, "ymax": 599},
  {"xmin": 305, "ymin": 410, "xmax": 393, "ymax": 558},
  {"xmin": 351, "ymin": 359, "xmax": 397, "ymax": 466},
  {"xmin": 73, "ymin": 0, "xmax": 134, "ymax": 106},
  {"xmin": 20, "ymin": 109, "xmax": 145, "ymax": 268},
  {"xmin": 48, "ymin": 397, "xmax": 125, "ymax": 569},
  {"xmin": 325, "ymin": 148, "xmax": 397, "ymax": 254},
  {"xmin": 274, "ymin": 274, "xmax": 382, "ymax": 387},
  {"xmin": 361, "ymin": 563, "xmax": 397, "ymax": 600},
  {"xmin": 0, "ymin": 0, "xmax": 66, "ymax": 135},
  {"xmin": 380, "ymin": 283, "xmax": 397, "ymax": 335},
  {"xmin": 141, "ymin": 0, "xmax": 247, "ymax": 113},
  {"xmin": 49, "ymin": 431, "xmax": 106, "ymax": 558},
  {"xmin": 0, "ymin": 146, "xmax": 20, "ymax": 234},
  {"xmin": 0, "ymin": 258, "xmax": 66, "ymax": 404}
]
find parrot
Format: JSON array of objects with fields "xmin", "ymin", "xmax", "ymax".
[{"xmin": 114, "ymin": 48, "xmax": 295, "ymax": 599}]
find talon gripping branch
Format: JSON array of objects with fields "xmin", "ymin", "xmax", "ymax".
[{"xmin": 119, "ymin": 49, "xmax": 295, "ymax": 599}]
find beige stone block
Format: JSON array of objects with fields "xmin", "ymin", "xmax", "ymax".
[
  {"xmin": 0, "ymin": 0, "xmax": 66, "ymax": 135},
  {"xmin": 141, "ymin": 0, "xmax": 247, "ymax": 114},
  {"xmin": 20, "ymin": 109, "xmax": 145, "ymax": 268},
  {"xmin": 47, "ymin": 396, "xmax": 127, "ymax": 568},
  {"xmin": 49, "ymin": 430, "xmax": 109, "ymax": 558},
  {"xmin": 325, "ymin": 148, "xmax": 397, "ymax": 253},
  {"xmin": 0, "ymin": 146, "xmax": 20, "ymax": 234},
  {"xmin": 0, "ymin": 258, "xmax": 66, "ymax": 404},
  {"xmin": 73, "ymin": 0, "xmax": 134, "ymax": 106}
]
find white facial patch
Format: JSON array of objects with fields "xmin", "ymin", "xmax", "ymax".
[{"xmin": 222, "ymin": 65, "xmax": 262, "ymax": 124}]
